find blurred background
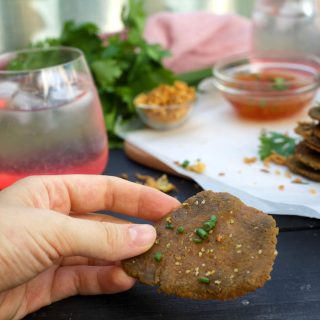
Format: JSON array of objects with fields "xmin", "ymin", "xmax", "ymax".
[{"xmin": 0, "ymin": 0, "xmax": 255, "ymax": 52}]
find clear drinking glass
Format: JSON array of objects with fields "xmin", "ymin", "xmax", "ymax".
[
  {"xmin": 252, "ymin": 0, "xmax": 320, "ymax": 58},
  {"xmin": 0, "ymin": 47, "xmax": 108, "ymax": 189}
]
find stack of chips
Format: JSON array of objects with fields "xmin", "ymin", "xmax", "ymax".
[{"xmin": 287, "ymin": 107, "xmax": 320, "ymax": 181}]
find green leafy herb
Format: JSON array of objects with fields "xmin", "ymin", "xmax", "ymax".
[
  {"xmin": 272, "ymin": 77, "xmax": 288, "ymax": 91},
  {"xmin": 181, "ymin": 160, "xmax": 190, "ymax": 168},
  {"xmin": 6, "ymin": 0, "xmax": 175, "ymax": 148},
  {"xmin": 192, "ymin": 238, "xmax": 203, "ymax": 244},
  {"xmin": 258, "ymin": 131, "xmax": 297, "ymax": 160}
]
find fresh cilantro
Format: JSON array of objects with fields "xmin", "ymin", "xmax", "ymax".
[
  {"xmin": 258, "ymin": 131, "xmax": 297, "ymax": 160},
  {"xmin": 91, "ymin": 60, "xmax": 126, "ymax": 89},
  {"xmin": 181, "ymin": 160, "xmax": 190, "ymax": 168},
  {"xmin": 6, "ymin": 0, "xmax": 175, "ymax": 148},
  {"xmin": 272, "ymin": 77, "xmax": 288, "ymax": 91},
  {"xmin": 258, "ymin": 99, "xmax": 267, "ymax": 108}
]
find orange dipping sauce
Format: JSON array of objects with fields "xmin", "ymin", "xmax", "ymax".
[
  {"xmin": 214, "ymin": 56, "xmax": 320, "ymax": 121},
  {"xmin": 224, "ymin": 70, "xmax": 316, "ymax": 120}
]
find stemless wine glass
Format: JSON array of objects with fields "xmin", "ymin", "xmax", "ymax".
[{"xmin": 0, "ymin": 47, "xmax": 108, "ymax": 189}]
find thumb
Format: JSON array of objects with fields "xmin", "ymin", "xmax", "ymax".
[{"xmin": 59, "ymin": 217, "xmax": 157, "ymax": 261}]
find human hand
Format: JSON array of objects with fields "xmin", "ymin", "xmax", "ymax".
[{"xmin": 0, "ymin": 175, "xmax": 179, "ymax": 319}]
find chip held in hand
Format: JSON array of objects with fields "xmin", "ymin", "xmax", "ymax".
[{"xmin": 122, "ymin": 191, "xmax": 278, "ymax": 300}]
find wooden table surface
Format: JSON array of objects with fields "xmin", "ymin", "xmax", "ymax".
[{"xmin": 25, "ymin": 150, "xmax": 320, "ymax": 320}]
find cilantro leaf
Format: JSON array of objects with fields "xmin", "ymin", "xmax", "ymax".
[
  {"xmin": 181, "ymin": 160, "xmax": 190, "ymax": 168},
  {"xmin": 122, "ymin": 0, "xmax": 145, "ymax": 35},
  {"xmin": 91, "ymin": 60, "xmax": 126, "ymax": 90},
  {"xmin": 258, "ymin": 131, "xmax": 297, "ymax": 160},
  {"xmin": 60, "ymin": 20, "xmax": 103, "ymax": 62},
  {"xmin": 272, "ymin": 77, "xmax": 288, "ymax": 91}
]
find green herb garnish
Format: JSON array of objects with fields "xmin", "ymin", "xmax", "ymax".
[
  {"xmin": 165, "ymin": 223, "xmax": 174, "ymax": 230},
  {"xmin": 203, "ymin": 220, "xmax": 216, "ymax": 232},
  {"xmin": 177, "ymin": 226, "xmax": 185, "ymax": 234},
  {"xmin": 7, "ymin": 0, "xmax": 175, "ymax": 149},
  {"xmin": 154, "ymin": 252, "xmax": 163, "ymax": 262},
  {"xmin": 258, "ymin": 131, "xmax": 297, "ymax": 160},
  {"xmin": 181, "ymin": 160, "xmax": 190, "ymax": 168},
  {"xmin": 193, "ymin": 238, "xmax": 203, "ymax": 244},
  {"xmin": 210, "ymin": 215, "xmax": 217, "ymax": 223},
  {"xmin": 272, "ymin": 77, "xmax": 288, "ymax": 91},
  {"xmin": 198, "ymin": 277, "xmax": 210, "ymax": 284},
  {"xmin": 258, "ymin": 99, "xmax": 267, "ymax": 108},
  {"xmin": 203, "ymin": 215, "xmax": 217, "ymax": 231},
  {"xmin": 196, "ymin": 228, "xmax": 208, "ymax": 240}
]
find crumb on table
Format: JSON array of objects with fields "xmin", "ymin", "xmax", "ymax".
[
  {"xmin": 243, "ymin": 157, "xmax": 257, "ymax": 165},
  {"xmin": 136, "ymin": 174, "xmax": 175, "ymax": 193},
  {"xmin": 264, "ymin": 152, "xmax": 287, "ymax": 167},
  {"xmin": 309, "ymin": 188, "xmax": 317, "ymax": 195}
]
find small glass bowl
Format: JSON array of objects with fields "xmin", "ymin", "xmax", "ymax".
[
  {"xmin": 134, "ymin": 96, "xmax": 195, "ymax": 130},
  {"xmin": 213, "ymin": 54, "xmax": 320, "ymax": 120}
]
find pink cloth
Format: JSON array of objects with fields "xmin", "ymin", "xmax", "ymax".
[{"xmin": 144, "ymin": 12, "xmax": 252, "ymax": 74}]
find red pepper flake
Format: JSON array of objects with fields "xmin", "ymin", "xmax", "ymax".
[{"xmin": 216, "ymin": 234, "xmax": 223, "ymax": 242}]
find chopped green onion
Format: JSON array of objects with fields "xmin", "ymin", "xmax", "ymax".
[
  {"xmin": 210, "ymin": 215, "xmax": 217, "ymax": 223},
  {"xmin": 198, "ymin": 277, "xmax": 210, "ymax": 284},
  {"xmin": 154, "ymin": 252, "xmax": 163, "ymax": 262},
  {"xmin": 177, "ymin": 226, "xmax": 185, "ymax": 234},
  {"xmin": 181, "ymin": 160, "xmax": 190, "ymax": 168},
  {"xmin": 165, "ymin": 223, "xmax": 174, "ymax": 230},
  {"xmin": 196, "ymin": 228, "xmax": 208, "ymax": 240},
  {"xmin": 273, "ymin": 77, "xmax": 287, "ymax": 91},
  {"xmin": 203, "ymin": 220, "xmax": 216, "ymax": 231},
  {"xmin": 193, "ymin": 238, "xmax": 203, "ymax": 244}
]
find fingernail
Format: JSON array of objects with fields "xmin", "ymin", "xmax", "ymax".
[{"xmin": 128, "ymin": 224, "xmax": 156, "ymax": 247}]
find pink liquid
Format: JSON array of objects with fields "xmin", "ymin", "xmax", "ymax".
[
  {"xmin": 0, "ymin": 147, "xmax": 108, "ymax": 190},
  {"xmin": 0, "ymin": 87, "xmax": 109, "ymax": 190}
]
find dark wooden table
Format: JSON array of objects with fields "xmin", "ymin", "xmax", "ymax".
[{"xmin": 26, "ymin": 150, "xmax": 320, "ymax": 320}]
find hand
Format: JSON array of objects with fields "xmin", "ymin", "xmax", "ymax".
[{"xmin": 0, "ymin": 175, "xmax": 179, "ymax": 319}]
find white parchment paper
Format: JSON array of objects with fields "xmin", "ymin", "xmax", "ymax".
[{"xmin": 121, "ymin": 81, "xmax": 320, "ymax": 218}]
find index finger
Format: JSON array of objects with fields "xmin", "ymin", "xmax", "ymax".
[{"xmin": 0, "ymin": 175, "xmax": 180, "ymax": 221}]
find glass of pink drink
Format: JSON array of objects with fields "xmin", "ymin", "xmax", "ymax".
[{"xmin": 0, "ymin": 47, "xmax": 108, "ymax": 189}]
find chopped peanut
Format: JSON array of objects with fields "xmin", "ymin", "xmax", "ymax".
[
  {"xmin": 243, "ymin": 157, "xmax": 257, "ymax": 165},
  {"xmin": 136, "ymin": 174, "xmax": 175, "ymax": 193},
  {"xmin": 264, "ymin": 152, "xmax": 287, "ymax": 166},
  {"xmin": 135, "ymin": 81, "xmax": 195, "ymax": 124}
]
